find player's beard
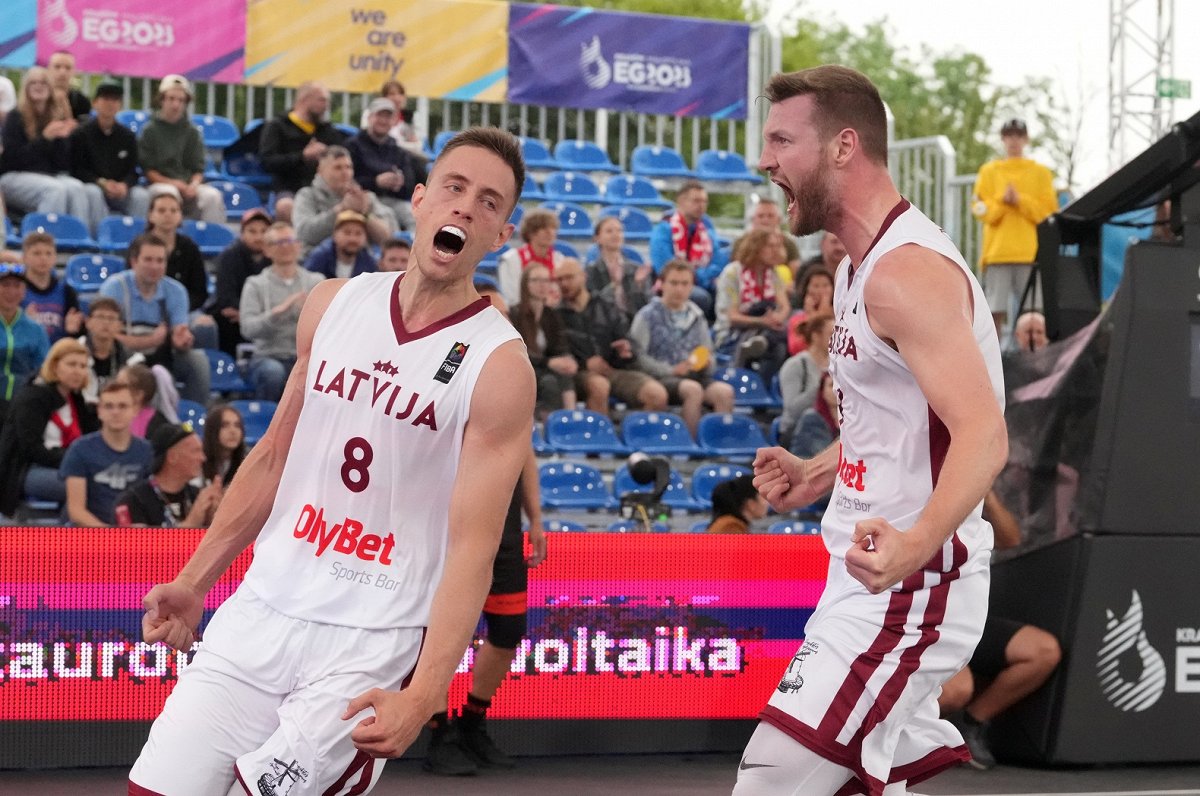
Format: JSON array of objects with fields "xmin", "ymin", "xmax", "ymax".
[{"xmin": 790, "ymin": 156, "xmax": 840, "ymax": 237}]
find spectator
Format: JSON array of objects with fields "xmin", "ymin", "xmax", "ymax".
[
  {"xmin": 143, "ymin": 186, "xmax": 217, "ymax": 349},
  {"xmin": 378, "ymin": 237, "xmax": 410, "ymax": 272},
  {"xmin": 241, "ymin": 221, "xmax": 324, "ymax": 401},
  {"xmin": 116, "ymin": 361, "xmax": 173, "ymax": 439},
  {"xmin": 509, "ymin": 263, "xmax": 576, "ymax": 413},
  {"xmin": 796, "ymin": 230, "xmax": 846, "ymax": 288},
  {"xmin": 98, "ymin": 233, "xmax": 211, "ymax": 404},
  {"xmin": 786, "ymin": 267, "xmax": 834, "ymax": 355},
  {"xmin": 212, "ymin": 208, "xmax": 272, "ymax": 356},
  {"xmin": 585, "ymin": 215, "xmax": 651, "ymax": 316},
  {"xmin": 555, "ymin": 257, "xmax": 667, "ymax": 416},
  {"xmin": 60, "ymin": 380, "xmax": 153, "ymax": 525},
  {"xmin": 0, "ymin": 75, "xmax": 15, "ymax": 129},
  {"xmin": 358, "ymin": 80, "xmax": 425, "ymax": 157},
  {"xmin": 137, "ymin": 74, "xmax": 224, "ymax": 223},
  {"xmin": 706, "ymin": 474, "xmax": 767, "ymax": 534},
  {"xmin": 303, "ymin": 210, "xmax": 377, "ymax": 279},
  {"xmin": 0, "ymin": 263, "xmax": 50, "ymax": 413},
  {"xmin": 972, "ymin": 118, "xmax": 1057, "ymax": 339},
  {"xmin": 648, "ymin": 180, "xmax": 725, "ymax": 309},
  {"xmin": 713, "ymin": 228, "xmax": 791, "ymax": 382},
  {"xmin": 733, "ymin": 198, "xmax": 801, "ymax": 284},
  {"xmin": 46, "ymin": 50, "xmax": 92, "ymax": 119},
  {"xmin": 202, "ymin": 402, "xmax": 247, "ymax": 487},
  {"xmin": 628, "ymin": 261, "xmax": 734, "ymax": 436},
  {"xmin": 0, "ymin": 67, "xmax": 97, "ymax": 228},
  {"xmin": 71, "ymin": 79, "xmax": 150, "ymax": 220},
  {"xmin": 346, "ymin": 98, "xmax": 420, "ymax": 230},
  {"xmin": 20, "ymin": 231, "xmax": 83, "ymax": 342},
  {"xmin": 0, "ymin": 337, "xmax": 97, "ymax": 515},
  {"xmin": 258, "ymin": 81, "xmax": 344, "ymax": 223},
  {"xmin": 777, "ymin": 313, "xmax": 832, "ymax": 448},
  {"xmin": 114, "ymin": 422, "xmax": 223, "ymax": 527},
  {"xmin": 78, "ymin": 296, "xmax": 141, "ymax": 404},
  {"xmin": 1013, "ymin": 310, "xmax": 1048, "ymax": 353},
  {"xmin": 789, "ymin": 371, "xmax": 840, "ymax": 458},
  {"xmin": 497, "ymin": 208, "xmax": 563, "ymax": 307},
  {"xmin": 292, "ymin": 146, "xmax": 396, "ymax": 251}
]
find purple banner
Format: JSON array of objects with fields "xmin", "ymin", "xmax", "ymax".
[{"xmin": 507, "ymin": 4, "xmax": 748, "ymax": 120}]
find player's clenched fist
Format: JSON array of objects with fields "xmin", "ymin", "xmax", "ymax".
[{"xmin": 142, "ymin": 581, "xmax": 205, "ymax": 651}]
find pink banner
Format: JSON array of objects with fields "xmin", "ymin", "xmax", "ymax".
[{"xmin": 36, "ymin": 0, "xmax": 245, "ymax": 83}]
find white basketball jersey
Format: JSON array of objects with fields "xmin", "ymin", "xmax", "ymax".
[
  {"xmin": 825, "ymin": 199, "xmax": 1004, "ymax": 578},
  {"xmin": 241, "ymin": 272, "xmax": 521, "ymax": 629}
]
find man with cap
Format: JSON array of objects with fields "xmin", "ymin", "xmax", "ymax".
[
  {"xmin": 114, "ymin": 422, "xmax": 223, "ymax": 527},
  {"xmin": 345, "ymin": 97, "xmax": 422, "ymax": 230},
  {"xmin": 0, "ymin": 263, "xmax": 51, "ymax": 425},
  {"xmin": 71, "ymin": 79, "xmax": 150, "ymax": 220},
  {"xmin": 971, "ymin": 118, "xmax": 1057, "ymax": 342},
  {"xmin": 304, "ymin": 209, "xmax": 378, "ymax": 279},
  {"xmin": 213, "ymin": 208, "xmax": 273, "ymax": 355},
  {"xmin": 259, "ymin": 81, "xmax": 346, "ymax": 224},
  {"xmin": 138, "ymin": 74, "xmax": 225, "ymax": 223}
]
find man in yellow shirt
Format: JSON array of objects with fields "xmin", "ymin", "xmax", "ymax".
[{"xmin": 972, "ymin": 118, "xmax": 1057, "ymax": 340}]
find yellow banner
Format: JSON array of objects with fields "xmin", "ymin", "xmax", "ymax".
[{"xmin": 245, "ymin": 0, "xmax": 508, "ymax": 101}]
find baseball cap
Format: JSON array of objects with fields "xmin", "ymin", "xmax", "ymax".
[
  {"xmin": 150, "ymin": 422, "xmax": 195, "ymax": 472},
  {"xmin": 93, "ymin": 79, "xmax": 123, "ymax": 100},
  {"xmin": 158, "ymin": 74, "xmax": 193, "ymax": 99},
  {"xmin": 0, "ymin": 263, "xmax": 26, "ymax": 282},
  {"xmin": 367, "ymin": 97, "xmax": 397, "ymax": 116},
  {"xmin": 334, "ymin": 209, "xmax": 368, "ymax": 230},
  {"xmin": 240, "ymin": 207, "xmax": 272, "ymax": 228},
  {"xmin": 1000, "ymin": 118, "xmax": 1028, "ymax": 136}
]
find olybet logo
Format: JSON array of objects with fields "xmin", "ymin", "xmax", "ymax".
[{"xmin": 1097, "ymin": 590, "xmax": 1167, "ymax": 712}]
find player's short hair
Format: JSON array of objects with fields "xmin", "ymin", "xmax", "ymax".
[
  {"xmin": 22, "ymin": 231, "xmax": 55, "ymax": 251},
  {"xmin": 764, "ymin": 65, "xmax": 888, "ymax": 166},
  {"xmin": 437, "ymin": 127, "xmax": 526, "ymax": 214},
  {"xmin": 519, "ymin": 208, "xmax": 559, "ymax": 243},
  {"xmin": 128, "ymin": 233, "xmax": 167, "ymax": 264},
  {"xmin": 660, "ymin": 259, "xmax": 695, "ymax": 281}
]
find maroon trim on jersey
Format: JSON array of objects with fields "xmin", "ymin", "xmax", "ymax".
[
  {"xmin": 128, "ymin": 781, "xmax": 169, "ymax": 796},
  {"xmin": 760, "ymin": 705, "xmax": 859, "ymax": 773},
  {"xmin": 891, "ymin": 743, "xmax": 971, "ymax": 786},
  {"xmin": 927, "ymin": 406, "xmax": 950, "ymax": 488},
  {"xmin": 833, "ymin": 781, "xmax": 864, "ymax": 796},
  {"xmin": 846, "ymin": 197, "xmax": 911, "ymax": 289},
  {"xmin": 389, "ymin": 273, "xmax": 491, "ymax": 346},
  {"xmin": 323, "ymin": 750, "xmax": 374, "ymax": 796},
  {"xmin": 233, "ymin": 764, "xmax": 253, "ymax": 794}
]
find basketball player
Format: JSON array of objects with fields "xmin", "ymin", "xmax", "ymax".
[
  {"xmin": 739, "ymin": 67, "xmax": 1008, "ymax": 796},
  {"xmin": 129, "ymin": 128, "xmax": 536, "ymax": 796}
]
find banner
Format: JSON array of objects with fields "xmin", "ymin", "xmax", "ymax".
[
  {"xmin": 0, "ymin": 0, "xmax": 37, "ymax": 67},
  {"xmin": 34, "ymin": 0, "xmax": 245, "ymax": 83},
  {"xmin": 245, "ymin": 0, "xmax": 507, "ymax": 101},
  {"xmin": 507, "ymin": 3, "xmax": 749, "ymax": 120}
]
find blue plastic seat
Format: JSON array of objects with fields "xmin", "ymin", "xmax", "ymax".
[
  {"xmin": 714, "ymin": 367, "xmax": 781, "ymax": 409},
  {"xmin": 116, "ymin": 109, "xmax": 151, "ymax": 136},
  {"xmin": 243, "ymin": 118, "xmax": 264, "ymax": 134},
  {"xmin": 543, "ymin": 171, "xmax": 604, "ymax": 204},
  {"xmin": 603, "ymin": 174, "xmax": 673, "ymax": 210},
  {"xmin": 432, "ymin": 130, "xmax": 458, "ymax": 158},
  {"xmin": 220, "ymin": 151, "xmax": 273, "ymax": 187},
  {"xmin": 532, "ymin": 423, "xmax": 552, "ymax": 455},
  {"xmin": 597, "ymin": 205, "xmax": 653, "ymax": 242},
  {"xmin": 65, "ymin": 254, "xmax": 125, "ymax": 294},
  {"xmin": 176, "ymin": 398, "xmax": 208, "ymax": 430},
  {"xmin": 554, "ymin": 139, "xmax": 620, "ymax": 173},
  {"xmin": 205, "ymin": 348, "xmax": 251, "ymax": 395},
  {"xmin": 581, "ymin": 244, "xmax": 644, "ymax": 266},
  {"xmin": 195, "ymin": 115, "xmax": 240, "ymax": 149},
  {"xmin": 4, "ymin": 216, "xmax": 20, "ymax": 247},
  {"xmin": 612, "ymin": 464, "xmax": 703, "ymax": 512},
  {"xmin": 518, "ymin": 137, "xmax": 561, "ymax": 170},
  {"xmin": 539, "ymin": 461, "xmax": 617, "ymax": 510},
  {"xmin": 690, "ymin": 463, "xmax": 751, "ymax": 509},
  {"xmin": 209, "ymin": 180, "xmax": 261, "ymax": 221},
  {"xmin": 544, "ymin": 409, "xmax": 628, "ymax": 455},
  {"xmin": 538, "ymin": 201, "xmax": 593, "ymax": 239},
  {"xmin": 695, "ymin": 149, "xmax": 764, "ymax": 184},
  {"xmin": 544, "ymin": 518, "xmax": 587, "ymax": 532},
  {"xmin": 697, "ymin": 413, "xmax": 770, "ymax": 458},
  {"xmin": 96, "ymin": 215, "xmax": 145, "ymax": 254},
  {"xmin": 20, "ymin": 213, "xmax": 97, "ymax": 251},
  {"xmin": 767, "ymin": 519, "xmax": 822, "ymax": 535},
  {"xmin": 521, "ymin": 174, "xmax": 546, "ymax": 202},
  {"xmin": 689, "ymin": 520, "xmax": 711, "ymax": 533},
  {"xmin": 607, "ymin": 519, "xmax": 671, "ymax": 533},
  {"xmin": 508, "ymin": 204, "xmax": 524, "ymax": 229},
  {"xmin": 553, "ymin": 241, "xmax": 579, "ymax": 259},
  {"xmin": 630, "ymin": 145, "xmax": 694, "ymax": 179},
  {"xmin": 769, "ymin": 415, "xmax": 783, "ymax": 446},
  {"xmin": 182, "ymin": 220, "xmax": 237, "ymax": 257},
  {"xmin": 620, "ymin": 410, "xmax": 701, "ymax": 457},
  {"xmin": 229, "ymin": 399, "xmax": 276, "ymax": 446},
  {"xmin": 333, "ymin": 122, "xmax": 359, "ymax": 138}
]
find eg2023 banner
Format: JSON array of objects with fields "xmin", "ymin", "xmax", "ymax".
[
  {"xmin": 245, "ymin": 0, "xmax": 507, "ymax": 101},
  {"xmin": 35, "ymin": 0, "xmax": 245, "ymax": 82},
  {"xmin": 0, "ymin": 0, "xmax": 37, "ymax": 67},
  {"xmin": 507, "ymin": 3, "xmax": 750, "ymax": 120}
]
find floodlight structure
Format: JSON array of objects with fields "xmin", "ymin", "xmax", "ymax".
[{"xmin": 1109, "ymin": 0, "xmax": 1177, "ymax": 171}]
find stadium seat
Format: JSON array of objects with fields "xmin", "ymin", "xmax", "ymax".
[
  {"xmin": 431, "ymin": 130, "xmax": 458, "ymax": 158},
  {"xmin": 767, "ymin": 520, "xmax": 822, "ymax": 535},
  {"xmin": 581, "ymin": 243, "xmax": 644, "ymax": 266},
  {"xmin": 597, "ymin": 205, "xmax": 654, "ymax": 242},
  {"xmin": 607, "ymin": 519, "xmax": 671, "ymax": 533},
  {"xmin": 96, "ymin": 215, "xmax": 145, "ymax": 254},
  {"xmin": 690, "ymin": 463, "xmax": 751, "ymax": 509},
  {"xmin": 539, "ymin": 201, "xmax": 593, "ymax": 239},
  {"xmin": 521, "ymin": 174, "xmax": 547, "ymax": 202},
  {"xmin": 333, "ymin": 122, "xmax": 358, "ymax": 137},
  {"xmin": 182, "ymin": 220, "xmax": 236, "ymax": 257},
  {"xmin": 205, "ymin": 348, "xmax": 251, "ymax": 395},
  {"xmin": 714, "ymin": 367, "xmax": 781, "ymax": 409},
  {"xmin": 229, "ymin": 399, "xmax": 276, "ymax": 446},
  {"xmin": 630, "ymin": 145, "xmax": 694, "ymax": 179},
  {"xmin": 20, "ymin": 213, "xmax": 97, "ymax": 251},
  {"xmin": 603, "ymin": 174, "xmax": 673, "ymax": 210},
  {"xmin": 553, "ymin": 241, "xmax": 579, "ymax": 259},
  {"xmin": 695, "ymin": 149, "xmax": 764, "ymax": 184},
  {"xmin": 539, "ymin": 461, "xmax": 617, "ymax": 510},
  {"xmin": 65, "ymin": 254, "xmax": 124, "ymax": 294},
  {"xmin": 176, "ymin": 398, "xmax": 207, "ymax": 430},
  {"xmin": 697, "ymin": 413, "xmax": 770, "ymax": 458},
  {"xmin": 689, "ymin": 520, "xmax": 710, "ymax": 533},
  {"xmin": 220, "ymin": 151, "xmax": 273, "ymax": 187},
  {"xmin": 209, "ymin": 180, "xmax": 260, "ymax": 221},
  {"xmin": 769, "ymin": 415, "xmax": 783, "ymax": 446},
  {"xmin": 4, "ymin": 216, "xmax": 21, "ymax": 247},
  {"xmin": 554, "ymin": 139, "xmax": 620, "ymax": 173},
  {"xmin": 509, "ymin": 204, "xmax": 524, "ymax": 228},
  {"xmin": 532, "ymin": 423, "xmax": 552, "ymax": 455},
  {"xmin": 518, "ymin": 137, "xmax": 561, "ymax": 170},
  {"xmin": 544, "ymin": 409, "xmax": 628, "ymax": 455},
  {"xmin": 620, "ymin": 410, "xmax": 701, "ymax": 456},
  {"xmin": 192, "ymin": 115, "xmax": 240, "ymax": 149},
  {"xmin": 612, "ymin": 464, "xmax": 703, "ymax": 512},
  {"xmin": 543, "ymin": 171, "xmax": 605, "ymax": 204},
  {"xmin": 116, "ymin": 109, "xmax": 151, "ymax": 136},
  {"xmin": 243, "ymin": 118, "xmax": 264, "ymax": 134},
  {"xmin": 544, "ymin": 518, "xmax": 588, "ymax": 532}
]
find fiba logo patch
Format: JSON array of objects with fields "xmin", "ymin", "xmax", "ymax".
[
  {"xmin": 1097, "ymin": 590, "xmax": 1167, "ymax": 712},
  {"xmin": 434, "ymin": 342, "xmax": 469, "ymax": 384},
  {"xmin": 580, "ymin": 36, "xmax": 612, "ymax": 90},
  {"xmin": 41, "ymin": 0, "xmax": 80, "ymax": 48}
]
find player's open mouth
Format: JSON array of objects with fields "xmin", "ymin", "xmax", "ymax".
[
  {"xmin": 774, "ymin": 180, "xmax": 796, "ymax": 213},
  {"xmin": 433, "ymin": 225, "xmax": 466, "ymax": 257}
]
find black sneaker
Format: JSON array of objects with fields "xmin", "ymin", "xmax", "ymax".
[
  {"xmin": 423, "ymin": 724, "xmax": 479, "ymax": 776},
  {"xmin": 948, "ymin": 710, "xmax": 996, "ymax": 770},
  {"xmin": 458, "ymin": 718, "xmax": 515, "ymax": 769}
]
